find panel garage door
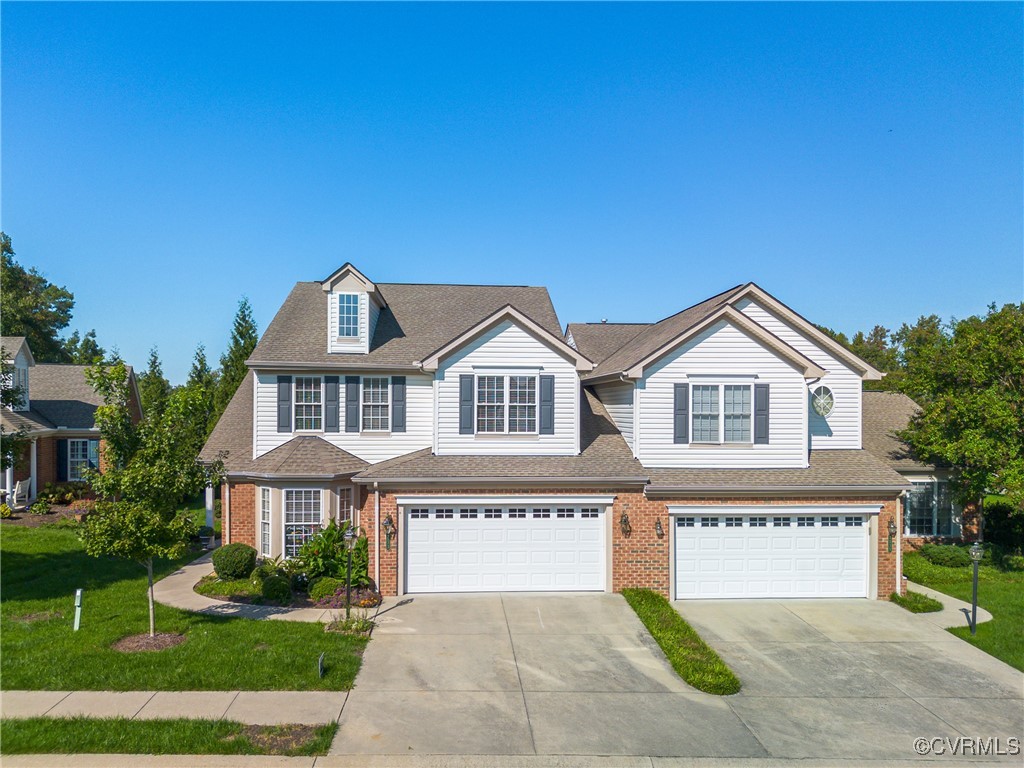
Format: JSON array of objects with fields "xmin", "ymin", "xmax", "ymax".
[
  {"xmin": 406, "ymin": 505, "xmax": 605, "ymax": 593},
  {"xmin": 674, "ymin": 509, "xmax": 870, "ymax": 599}
]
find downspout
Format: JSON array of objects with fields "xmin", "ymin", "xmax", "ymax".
[
  {"xmin": 897, "ymin": 490, "xmax": 906, "ymax": 595},
  {"xmin": 374, "ymin": 482, "xmax": 380, "ymax": 588},
  {"xmin": 224, "ymin": 483, "xmax": 231, "ymax": 545}
]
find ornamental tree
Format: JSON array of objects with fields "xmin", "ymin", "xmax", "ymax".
[{"xmin": 81, "ymin": 501, "xmax": 196, "ymax": 637}]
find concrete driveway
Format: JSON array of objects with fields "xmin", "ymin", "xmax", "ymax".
[
  {"xmin": 678, "ymin": 598, "xmax": 1024, "ymax": 761},
  {"xmin": 333, "ymin": 593, "xmax": 1023, "ymax": 760}
]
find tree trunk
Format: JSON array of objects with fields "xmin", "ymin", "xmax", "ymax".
[{"xmin": 146, "ymin": 557, "xmax": 155, "ymax": 637}]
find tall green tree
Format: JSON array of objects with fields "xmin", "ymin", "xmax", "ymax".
[
  {"xmin": 0, "ymin": 345, "xmax": 27, "ymax": 472},
  {"xmin": 0, "ymin": 233, "xmax": 75, "ymax": 362},
  {"xmin": 63, "ymin": 329, "xmax": 106, "ymax": 364},
  {"xmin": 215, "ymin": 298, "xmax": 258, "ymax": 419},
  {"xmin": 137, "ymin": 347, "xmax": 171, "ymax": 420},
  {"xmin": 187, "ymin": 344, "xmax": 219, "ymax": 436},
  {"xmin": 899, "ymin": 304, "xmax": 1024, "ymax": 511}
]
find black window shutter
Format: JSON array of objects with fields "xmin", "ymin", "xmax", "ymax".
[
  {"xmin": 277, "ymin": 376, "xmax": 292, "ymax": 433},
  {"xmin": 391, "ymin": 376, "xmax": 406, "ymax": 432},
  {"xmin": 56, "ymin": 439, "xmax": 68, "ymax": 482},
  {"xmin": 754, "ymin": 383, "xmax": 770, "ymax": 444},
  {"xmin": 459, "ymin": 375, "xmax": 474, "ymax": 434},
  {"xmin": 345, "ymin": 376, "xmax": 360, "ymax": 433},
  {"xmin": 324, "ymin": 376, "xmax": 340, "ymax": 432},
  {"xmin": 539, "ymin": 375, "xmax": 555, "ymax": 435},
  {"xmin": 673, "ymin": 383, "xmax": 689, "ymax": 444}
]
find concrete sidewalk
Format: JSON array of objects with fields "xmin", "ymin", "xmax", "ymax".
[
  {"xmin": 0, "ymin": 690, "xmax": 348, "ymax": 725},
  {"xmin": 152, "ymin": 552, "xmax": 337, "ymax": 623},
  {"xmin": 905, "ymin": 580, "xmax": 993, "ymax": 630}
]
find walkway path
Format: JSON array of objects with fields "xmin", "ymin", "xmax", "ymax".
[{"xmin": 906, "ymin": 580, "xmax": 993, "ymax": 630}]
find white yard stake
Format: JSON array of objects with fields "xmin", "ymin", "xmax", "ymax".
[{"xmin": 73, "ymin": 588, "xmax": 83, "ymax": 631}]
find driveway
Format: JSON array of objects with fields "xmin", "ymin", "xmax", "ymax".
[{"xmin": 333, "ymin": 593, "xmax": 1023, "ymax": 760}]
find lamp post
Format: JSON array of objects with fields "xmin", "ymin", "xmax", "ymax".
[
  {"xmin": 343, "ymin": 525, "xmax": 358, "ymax": 621},
  {"xmin": 960, "ymin": 542, "xmax": 984, "ymax": 635}
]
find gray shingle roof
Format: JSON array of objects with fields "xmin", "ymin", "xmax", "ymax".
[
  {"xmin": 27, "ymin": 365, "xmax": 111, "ymax": 429},
  {"xmin": 1, "ymin": 336, "xmax": 31, "ymax": 362},
  {"xmin": 0, "ymin": 408, "xmax": 54, "ymax": 432},
  {"xmin": 583, "ymin": 285, "xmax": 746, "ymax": 380},
  {"xmin": 250, "ymin": 436, "xmax": 368, "ymax": 477},
  {"xmin": 249, "ymin": 282, "xmax": 563, "ymax": 368},
  {"xmin": 200, "ymin": 371, "xmax": 254, "ymax": 471},
  {"xmin": 566, "ymin": 323, "xmax": 649, "ymax": 366},
  {"xmin": 353, "ymin": 389, "xmax": 647, "ymax": 483},
  {"xmin": 646, "ymin": 449, "xmax": 910, "ymax": 493},
  {"xmin": 862, "ymin": 391, "xmax": 935, "ymax": 472}
]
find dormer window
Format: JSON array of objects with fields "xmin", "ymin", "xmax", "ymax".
[{"xmin": 338, "ymin": 293, "xmax": 359, "ymax": 338}]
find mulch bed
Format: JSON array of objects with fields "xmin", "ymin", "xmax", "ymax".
[
  {"xmin": 237, "ymin": 724, "xmax": 321, "ymax": 753},
  {"xmin": 111, "ymin": 632, "xmax": 187, "ymax": 652},
  {"xmin": 1, "ymin": 506, "xmax": 82, "ymax": 528}
]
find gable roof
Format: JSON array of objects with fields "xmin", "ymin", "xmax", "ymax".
[
  {"xmin": 250, "ymin": 436, "xmax": 368, "ymax": 478},
  {"xmin": 565, "ymin": 323, "xmax": 649, "ymax": 366},
  {"xmin": 199, "ymin": 370, "xmax": 254, "ymax": 471},
  {"xmin": 1, "ymin": 336, "xmax": 35, "ymax": 365},
  {"xmin": 418, "ymin": 305, "xmax": 593, "ymax": 372},
  {"xmin": 862, "ymin": 391, "xmax": 936, "ymax": 472},
  {"xmin": 248, "ymin": 282, "xmax": 563, "ymax": 369},
  {"xmin": 0, "ymin": 364, "xmax": 138, "ymax": 433},
  {"xmin": 354, "ymin": 388, "xmax": 647, "ymax": 484}
]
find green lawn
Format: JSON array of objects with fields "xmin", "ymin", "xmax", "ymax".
[
  {"xmin": 0, "ymin": 718, "xmax": 337, "ymax": 755},
  {"xmin": 890, "ymin": 590, "xmax": 944, "ymax": 613},
  {"xmin": 1, "ymin": 525, "xmax": 366, "ymax": 690},
  {"xmin": 182, "ymin": 495, "xmax": 221, "ymax": 535},
  {"xmin": 904, "ymin": 551, "xmax": 1024, "ymax": 671},
  {"xmin": 622, "ymin": 588, "xmax": 741, "ymax": 695}
]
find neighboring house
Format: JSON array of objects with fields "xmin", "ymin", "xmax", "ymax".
[
  {"xmin": 862, "ymin": 390, "xmax": 973, "ymax": 549},
  {"xmin": 0, "ymin": 336, "xmax": 143, "ymax": 500},
  {"xmin": 200, "ymin": 265, "xmax": 910, "ymax": 601}
]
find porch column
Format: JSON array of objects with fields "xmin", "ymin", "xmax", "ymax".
[
  {"xmin": 4, "ymin": 466, "xmax": 12, "ymax": 495},
  {"xmin": 205, "ymin": 484, "xmax": 214, "ymax": 529},
  {"xmin": 29, "ymin": 439, "xmax": 37, "ymax": 500}
]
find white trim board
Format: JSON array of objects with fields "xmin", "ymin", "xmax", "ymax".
[{"xmin": 396, "ymin": 494, "xmax": 617, "ymax": 507}]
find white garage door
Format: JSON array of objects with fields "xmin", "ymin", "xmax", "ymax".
[
  {"xmin": 405, "ymin": 505, "xmax": 605, "ymax": 593},
  {"xmin": 674, "ymin": 509, "xmax": 870, "ymax": 599}
]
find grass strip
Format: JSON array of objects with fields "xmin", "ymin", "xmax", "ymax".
[
  {"xmin": 622, "ymin": 588, "xmax": 741, "ymax": 695},
  {"xmin": 890, "ymin": 590, "xmax": 943, "ymax": 613},
  {"xmin": 0, "ymin": 717, "xmax": 338, "ymax": 755}
]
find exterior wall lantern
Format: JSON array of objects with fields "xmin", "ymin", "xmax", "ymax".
[
  {"xmin": 960, "ymin": 542, "xmax": 985, "ymax": 635},
  {"xmin": 887, "ymin": 517, "xmax": 897, "ymax": 553},
  {"xmin": 654, "ymin": 519, "xmax": 664, "ymax": 538},
  {"xmin": 619, "ymin": 512, "xmax": 632, "ymax": 537},
  {"xmin": 382, "ymin": 515, "xmax": 395, "ymax": 551}
]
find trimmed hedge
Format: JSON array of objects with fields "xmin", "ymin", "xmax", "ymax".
[
  {"xmin": 621, "ymin": 588, "xmax": 741, "ymax": 695},
  {"xmin": 212, "ymin": 543, "xmax": 257, "ymax": 580},
  {"xmin": 261, "ymin": 575, "xmax": 292, "ymax": 604},
  {"xmin": 309, "ymin": 577, "xmax": 344, "ymax": 603},
  {"xmin": 919, "ymin": 543, "xmax": 971, "ymax": 568}
]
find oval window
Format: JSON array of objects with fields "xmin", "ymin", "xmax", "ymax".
[{"xmin": 811, "ymin": 386, "xmax": 835, "ymax": 418}]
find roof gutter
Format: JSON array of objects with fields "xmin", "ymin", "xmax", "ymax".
[
  {"xmin": 245, "ymin": 361, "xmax": 422, "ymax": 372},
  {"xmin": 645, "ymin": 483, "xmax": 911, "ymax": 497},
  {"xmin": 351, "ymin": 475, "xmax": 650, "ymax": 487},
  {"xmin": 224, "ymin": 470, "xmax": 365, "ymax": 482}
]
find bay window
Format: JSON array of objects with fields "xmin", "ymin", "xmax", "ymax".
[
  {"xmin": 476, "ymin": 374, "xmax": 537, "ymax": 434},
  {"xmin": 294, "ymin": 377, "xmax": 322, "ymax": 430},
  {"xmin": 284, "ymin": 489, "xmax": 322, "ymax": 558},
  {"xmin": 260, "ymin": 488, "xmax": 271, "ymax": 556}
]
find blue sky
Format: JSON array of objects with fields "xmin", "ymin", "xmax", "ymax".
[{"xmin": 3, "ymin": 2, "xmax": 1021, "ymax": 383}]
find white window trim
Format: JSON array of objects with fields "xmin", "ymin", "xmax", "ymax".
[
  {"xmin": 293, "ymin": 376, "xmax": 324, "ymax": 432},
  {"xmin": 282, "ymin": 488, "xmax": 324, "ymax": 559},
  {"xmin": 690, "ymin": 382, "xmax": 753, "ymax": 445},
  {"xmin": 336, "ymin": 292, "xmax": 361, "ymax": 340},
  {"xmin": 68, "ymin": 438, "xmax": 97, "ymax": 482},
  {"xmin": 904, "ymin": 479, "xmax": 958, "ymax": 538},
  {"xmin": 360, "ymin": 376, "xmax": 391, "ymax": 433},
  {"xmin": 474, "ymin": 373, "xmax": 538, "ymax": 435},
  {"xmin": 260, "ymin": 488, "xmax": 272, "ymax": 557}
]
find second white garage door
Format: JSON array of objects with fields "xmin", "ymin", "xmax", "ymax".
[
  {"xmin": 674, "ymin": 507, "xmax": 871, "ymax": 599},
  {"xmin": 405, "ymin": 505, "xmax": 606, "ymax": 593}
]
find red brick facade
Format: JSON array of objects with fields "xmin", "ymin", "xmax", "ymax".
[{"xmin": 225, "ymin": 482, "xmax": 255, "ymax": 547}]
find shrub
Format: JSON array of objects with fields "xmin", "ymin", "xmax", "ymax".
[
  {"xmin": 28, "ymin": 501, "xmax": 50, "ymax": 516},
  {"xmin": 919, "ymin": 543, "xmax": 971, "ymax": 568},
  {"xmin": 310, "ymin": 577, "xmax": 344, "ymax": 602},
  {"xmin": 983, "ymin": 498, "xmax": 1024, "ymax": 550},
  {"xmin": 0, "ymin": 503, "xmax": 11, "ymax": 519},
  {"xmin": 67, "ymin": 499, "xmax": 96, "ymax": 512},
  {"xmin": 297, "ymin": 520, "xmax": 370, "ymax": 585},
  {"xmin": 290, "ymin": 571, "xmax": 310, "ymax": 593},
  {"xmin": 890, "ymin": 590, "xmax": 943, "ymax": 613},
  {"xmin": 195, "ymin": 525, "xmax": 215, "ymax": 540},
  {"xmin": 1003, "ymin": 554, "xmax": 1024, "ymax": 572},
  {"xmin": 212, "ymin": 542, "xmax": 257, "ymax": 579},
  {"xmin": 249, "ymin": 558, "xmax": 285, "ymax": 585},
  {"xmin": 261, "ymin": 574, "xmax": 292, "ymax": 604},
  {"xmin": 38, "ymin": 482, "xmax": 90, "ymax": 505}
]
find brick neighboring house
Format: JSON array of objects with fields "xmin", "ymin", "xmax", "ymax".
[
  {"xmin": 862, "ymin": 390, "xmax": 976, "ymax": 551},
  {"xmin": 200, "ymin": 265, "xmax": 910, "ymax": 601},
  {"xmin": 1, "ymin": 336, "xmax": 143, "ymax": 501}
]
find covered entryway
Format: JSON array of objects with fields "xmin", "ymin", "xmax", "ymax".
[
  {"xmin": 673, "ymin": 506, "xmax": 873, "ymax": 599},
  {"xmin": 402, "ymin": 497, "xmax": 609, "ymax": 593}
]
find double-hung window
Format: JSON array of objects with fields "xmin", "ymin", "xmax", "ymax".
[
  {"xmin": 692, "ymin": 383, "xmax": 752, "ymax": 444},
  {"xmin": 284, "ymin": 489, "xmax": 322, "ymax": 558},
  {"xmin": 905, "ymin": 481, "xmax": 956, "ymax": 537},
  {"xmin": 294, "ymin": 377, "xmax": 323, "ymax": 430},
  {"xmin": 362, "ymin": 377, "xmax": 390, "ymax": 431},
  {"xmin": 338, "ymin": 294, "xmax": 359, "ymax": 338},
  {"xmin": 338, "ymin": 486, "xmax": 353, "ymax": 524},
  {"xmin": 68, "ymin": 439, "xmax": 99, "ymax": 482},
  {"xmin": 260, "ymin": 488, "xmax": 271, "ymax": 556},
  {"xmin": 476, "ymin": 374, "xmax": 537, "ymax": 434}
]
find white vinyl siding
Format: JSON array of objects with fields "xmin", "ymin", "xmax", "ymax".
[
  {"xmin": 636, "ymin": 319, "xmax": 808, "ymax": 468},
  {"xmin": 327, "ymin": 292, "xmax": 371, "ymax": 354},
  {"xmin": 254, "ymin": 371, "xmax": 434, "ymax": 462},
  {"xmin": 435, "ymin": 320, "xmax": 579, "ymax": 456},
  {"xmin": 734, "ymin": 297, "xmax": 863, "ymax": 449},
  {"xmin": 594, "ymin": 381, "xmax": 634, "ymax": 453}
]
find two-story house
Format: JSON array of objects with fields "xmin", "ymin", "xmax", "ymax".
[{"xmin": 200, "ymin": 265, "xmax": 910, "ymax": 600}]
